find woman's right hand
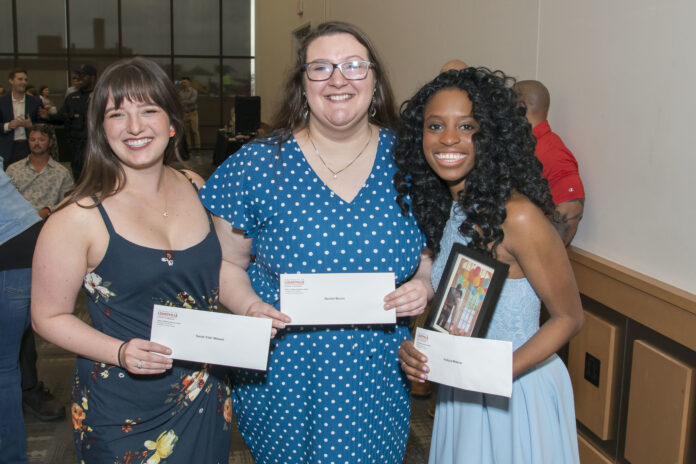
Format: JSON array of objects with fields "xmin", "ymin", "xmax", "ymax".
[
  {"xmin": 119, "ymin": 339, "xmax": 173, "ymax": 375},
  {"xmin": 398, "ymin": 340, "xmax": 430, "ymax": 383},
  {"xmin": 245, "ymin": 301, "xmax": 292, "ymax": 337}
]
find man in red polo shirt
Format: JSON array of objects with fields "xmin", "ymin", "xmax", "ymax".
[{"xmin": 514, "ymin": 80, "xmax": 585, "ymax": 245}]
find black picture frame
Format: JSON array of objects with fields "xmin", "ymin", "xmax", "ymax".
[{"xmin": 426, "ymin": 243, "xmax": 509, "ymax": 337}]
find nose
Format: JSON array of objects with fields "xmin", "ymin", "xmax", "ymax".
[
  {"xmin": 440, "ymin": 127, "xmax": 461, "ymax": 146},
  {"xmin": 126, "ymin": 114, "xmax": 144, "ymax": 134},
  {"xmin": 327, "ymin": 66, "xmax": 348, "ymax": 87}
]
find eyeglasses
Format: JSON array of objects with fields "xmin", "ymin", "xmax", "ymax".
[{"xmin": 303, "ymin": 60, "xmax": 373, "ymax": 81}]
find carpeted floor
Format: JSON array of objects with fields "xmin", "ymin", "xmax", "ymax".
[{"xmin": 24, "ymin": 151, "xmax": 436, "ymax": 463}]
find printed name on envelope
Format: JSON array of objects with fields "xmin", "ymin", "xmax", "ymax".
[
  {"xmin": 151, "ymin": 304, "xmax": 272, "ymax": 371},
  {"xmin": 414, "ymin": 328, "xmax": 513, "ymax": 397},
  {"xmin": 280, "ymin": 272, "xmax": 396, "ymax": 326}
]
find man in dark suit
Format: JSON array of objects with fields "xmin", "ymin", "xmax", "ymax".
[{"xmin": 1, "ymin": 69, "xmax": 42, "ymax": 169}]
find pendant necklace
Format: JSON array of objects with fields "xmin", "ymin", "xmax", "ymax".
[
  {"xmin": 128, "ymin": 171, "xmax": 169, "ymax": 218},
  {"xmin": 307, "ymin": 125, "xmax": 373, "ymax": 179}
]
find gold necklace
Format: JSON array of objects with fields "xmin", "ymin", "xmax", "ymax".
[{"xmin": 307, "ymin": 125, "xmax": 373, "ymax": 179}]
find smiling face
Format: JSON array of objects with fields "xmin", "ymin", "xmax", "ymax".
[
  {"xmin": 303, "ymin": 33, "xmax": 375, "ymax": 132},
  {"xmin": 9, "ymin": 72, "xmax": 28, "ymax": 95},
  {"xmin": 422, "ymin": 88, "xmax": 479, "ymax": 199},
  {"xmin": 103, "ymin": 94, "xmax": 173, "ymax": 170}
]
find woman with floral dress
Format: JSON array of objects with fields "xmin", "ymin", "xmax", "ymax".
[{"xmin": 31, "ymin": 57, "xmax": 232, "ymax": 463}]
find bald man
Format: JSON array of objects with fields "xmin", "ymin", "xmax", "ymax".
[
  {"xmin": 514, "ymin": 80, "xmax": 585, "ymax": 245},
  {"xmin": 440, "ymin": 59, "xmax": 469, "ymax": 73}
]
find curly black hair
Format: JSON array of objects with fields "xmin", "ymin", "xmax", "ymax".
[{"xmin": 394, "ymin": 67, "xmax": 553, "ymax": 257}]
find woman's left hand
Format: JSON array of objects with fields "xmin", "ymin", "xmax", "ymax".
[{"xmin": 384, "ymin": 279, "xmax": 430, "ymax": 317}]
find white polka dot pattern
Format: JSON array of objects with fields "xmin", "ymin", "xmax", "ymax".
[{"xmin": 200, "ymin": 130, "xmax": 424, "ymax": 463}]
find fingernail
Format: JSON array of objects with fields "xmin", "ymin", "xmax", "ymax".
[{"xmin": 420, "ymin": 374, "xmax": 426, "ymax": 379}]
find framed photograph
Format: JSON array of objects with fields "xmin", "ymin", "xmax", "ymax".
[{"xmin": 426, "ymin": 243, "xmax": 509, "ymax": 337}]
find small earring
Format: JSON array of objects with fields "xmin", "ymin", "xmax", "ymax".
[
  {"xmin": 169, "ymin": 129, "xmax": 176, "ymax": 137},
  {"xmin": 301, "ymin": 99, "xmax": 309, "ymax": 121},
  {"xmin": 369, "ymin": 97, "xmax": 377, "ymax": 118}
]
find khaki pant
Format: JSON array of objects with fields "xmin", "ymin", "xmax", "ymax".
[{"xmin": 182, "ymin": 110, "xmax": 200, "ymax": 150}]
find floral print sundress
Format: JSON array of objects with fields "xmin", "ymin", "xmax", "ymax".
[{"xmin": 72, "ymin": 180, "xmax": 232, "ymax": 463}]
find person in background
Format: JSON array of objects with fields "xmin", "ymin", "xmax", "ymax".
[
  {"xmin": 199, "ymin": 21, "xmax": 432, "ymax": 464},
  {"xmin": 39, "ymin": 86, "xmax": 57, "ymax": 116},
  {"xmin": 31, "ymin": 57, "xmax": 232, "ymax": 463},
  {"xmin": 514, "ymin": 80, "xmax": 585, "ymax": 245},
  {"xmin": 440, "ymin": 59, "xmax": 469, "ymax": 73},
  {"xmin": 0, "ymin": 84, "xmax": 5, "ymax": 97},
  {"xmin": 7, "ymin": 124, "xmax": 74, "ymax": 219},
  {"xmin": 43, "ymin": 64, "xmax": 97, "ymax": 182},
  {"xmin": 0, "ymin": 166, "xmax": 44, "ymax": 464},
  {"xmin": 177, "ymin": 77, "xmax": 200, "ymax": 154},
  {"xmin": 395, "ymin": 68, "xmax": 583, "ymax": 463},
  {"xmin": 65, "ymin": 73, "xmax": 80, "ymax": 97},
  {"xmin": 1, "ymin": 69, "xmax": 43, "ymax": 168}
]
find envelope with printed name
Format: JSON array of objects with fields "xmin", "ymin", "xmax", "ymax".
[
  {"xmin": 414, "ymin": 327, "xmax": 513, "ymax": 397},
  {"xmin": 150, "ymin": 304, "xmax": 272, "ymax": 370},
  {"xmin": 280, "ymin": 272, "xmax": 396, "ymax": 325}
]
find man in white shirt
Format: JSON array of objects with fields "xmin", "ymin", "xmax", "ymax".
[{"xmin": 0, "ymin": 69, "xmax": 43, "ymax": 169}]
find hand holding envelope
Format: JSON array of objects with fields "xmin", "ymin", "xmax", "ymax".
[
  {"xmin": 150, "ymin": 305, "xmax": 273, "ymax": 371},
  {"xmin": 400, "ymin": 328, "xmax": 513, "ymax": 398}
]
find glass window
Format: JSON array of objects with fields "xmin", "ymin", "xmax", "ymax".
[
  {"xmin": 69, "ymin": 0, "xmax": 119, "ymax": 54},
  {"xmin": 122, "ymin": 0, "xmax": 171, "ymax": 55},
  {"xmin": 222, "ymin": 58, "xmax": 252, "ymax": 96},
  {"xmin": 174, "ymin": 58, "xmax": 221, "ymax": 126},
  {"xmin": 0, "ymin": 0, "xmax": 13, "ymax": 53},
  {"xmin": 173, "ymin": 0, "xmax": 219, "ymax": 55},
  {"xmin": 17, "ymin": 0, "xmax": 66, "ymax": 53},
  {"xmin": 222, "ymin": 0, "xmax": 251, "ymax": 56},
  {"xmin": 16, "ymin": 57, "xmax": 70, "ymax": 105}
]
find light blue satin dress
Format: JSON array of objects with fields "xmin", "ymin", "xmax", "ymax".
[{"xmin": 428, "ymin": 204, "xmax": 580, "ymax": 464}]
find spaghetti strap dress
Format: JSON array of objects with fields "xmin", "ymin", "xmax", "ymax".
[
  {"xmin": 428, "ymin": 204, "xmax": 580, "ymax": 464},
  {"xmin": 71, "ymin": 174, "xmax": 233, "ymax": 463}
]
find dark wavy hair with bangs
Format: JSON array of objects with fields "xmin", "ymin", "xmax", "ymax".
[
  {"xmin": 66, "ymin": 57, "xmax": 185, "ymax": 207},
  {"xmin": 394, "ymin": 67, "xmax": 553, "ymax": 257}
]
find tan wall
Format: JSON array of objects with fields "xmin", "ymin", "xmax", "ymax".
[{"xmin": 255, "ymin": 0, "xmax": 696, "ymax": 294}]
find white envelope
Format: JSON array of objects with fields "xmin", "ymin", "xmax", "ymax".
[
  {"xmin": 150, "ymin": 304, "xmax": 271, "ymax": 371},
  {"xmin": 414, "ymin": 328, "xmax": 513, "ymax": 397},
  {"xmin": 280, "ymin": 272, "xmax": 396, "ymax": 325}
]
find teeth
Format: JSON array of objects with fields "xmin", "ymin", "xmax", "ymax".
[
  {"xmin": 124, "ymin": 138, "xmax": 152, "ymax": 148},
  {"xmin": 435, "ymin": 152, "xmax": 467, "ymax": 161},
  {"xmin": 328, "ymin": 94, "xmax": 351, "ymax": 101}
]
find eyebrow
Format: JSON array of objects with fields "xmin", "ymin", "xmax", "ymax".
[
  {"xmin": 308, "ymin": 55, "xmax": 366, "ymax": 63},
  {"xmin": 424, "ymin": 113, "xmax": 475, "ymax": 119},
  {"xmin": 104, "ymin": 100, "xmax": 157, "ymax": 113}
]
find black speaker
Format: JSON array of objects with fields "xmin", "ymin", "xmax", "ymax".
[{"xmin": 234, "ymin": 96, "xmax": 261, "ymax": 135}]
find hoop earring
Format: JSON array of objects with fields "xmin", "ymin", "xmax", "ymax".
[{"xmin": 369, "ymin": 97, "xmax": 377, "ymax": 118}]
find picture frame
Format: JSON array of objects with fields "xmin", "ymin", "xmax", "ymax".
[{"xmin": 426, "ymin": 243, "xmax": 509, "ymax": 337}]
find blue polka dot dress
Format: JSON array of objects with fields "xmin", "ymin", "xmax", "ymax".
[{"xmin": 200, "ymin": 129, "xmax": 425, "ymax": 464}]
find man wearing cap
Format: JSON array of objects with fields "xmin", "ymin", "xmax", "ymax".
[
  {"xmin": 43, "ymin": 64, "xmax": 96, "ymax": 181},
  {"xmin": 0, "ymin": 69, "xmax": 43, "ymax": 169}
]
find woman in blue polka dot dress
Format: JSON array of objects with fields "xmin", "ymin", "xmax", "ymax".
[{"xmin": 200, "ymin": 22, "xmax": 433, "ymax": 464}]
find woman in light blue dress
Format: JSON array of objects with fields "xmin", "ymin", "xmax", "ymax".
[{"xmin": 394, "ymin": 68, "xmax": 583, "ymax": 463}]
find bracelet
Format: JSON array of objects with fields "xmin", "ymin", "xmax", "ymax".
[
  {"xmin": 42, "ymin": 207, "xmax": 51, "ymax": 216},
  {"xmin": 116, "ymin": 341, "xmax": 127, "ymax": 368}
]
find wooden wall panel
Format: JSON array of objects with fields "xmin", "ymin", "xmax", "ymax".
[
  {"xmin": 578, "ymin": 434, "xmax": 613, "ymax": 464},
  {"xmin": 568, "ymin": 311, "xmax": 622, "ymax": 440},
  {"xmin": 624, "ymin": 340, "xmax": 694, "ymax": 464}
]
